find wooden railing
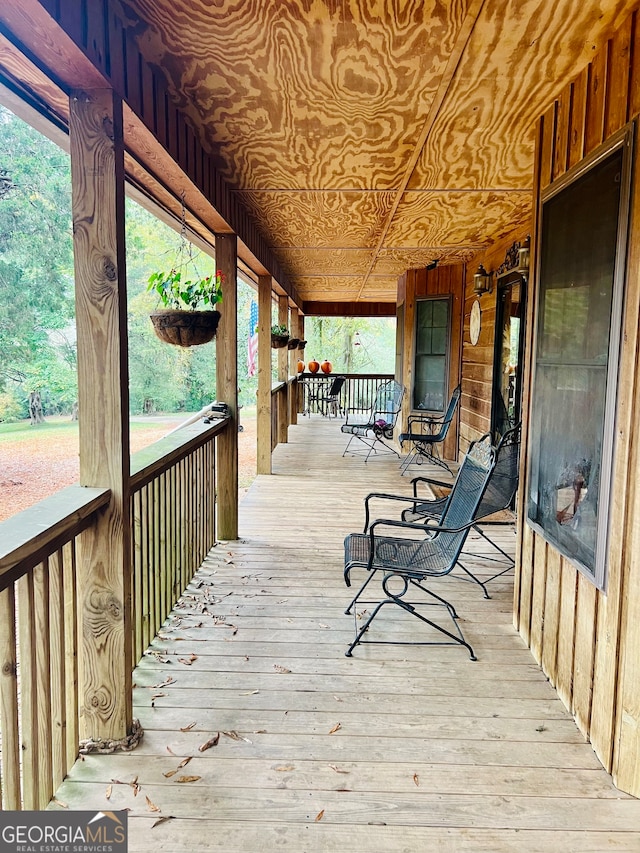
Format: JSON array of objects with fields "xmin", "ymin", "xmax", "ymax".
[
  {"xmin": 0, "ymin": 417, "xmax": 227, "ymax": 810},
  {"xmin": 129, "ymin": 418, "xmax": 226, "ymax": 666},
  {"xmin": 0, "ymin": 485, "xmax": 110, "ymax": 810},
  {"xmin": 298, "ymin": 372, "xmax": 394, "ymax": 415}
]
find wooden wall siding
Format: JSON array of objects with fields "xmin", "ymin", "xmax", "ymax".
[
  {"xmin": 398, "ymin": 265, "xmax": 463, "ymax": 462},
  {"xmin": 515, "ymin": 8, "xmax": 640, "ymax": 797}
]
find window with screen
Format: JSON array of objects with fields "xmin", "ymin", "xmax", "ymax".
[
  {"xmin": 527, "ymin": 126, "xmax": 633, "ymax": 588},
  {"xmin": 413, "ymin": 297, "xmax": 450, "ymax": 411}
]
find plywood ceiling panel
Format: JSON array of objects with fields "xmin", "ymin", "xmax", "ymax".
[{"xmin": 115, "ymin": 0, "xmax": 636, "ymax": 306}]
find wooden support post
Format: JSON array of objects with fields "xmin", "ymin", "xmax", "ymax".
[
  {"xmin": 278, "ymin": 295, "xmax": 289, "ymax": 444},
  {"xmin": 289, "ymin": 310, "xmax": 301, "ymax": 425},
  {"xmin": 256, "ymin": 275, "xmax": 272, "ymax": 474},
  {"xmin": 69, "ymin": 88, "xmax": 132, "ymax": 741},
  {"xmin": 215, "ymin": 233, "xmax": 238, "ymax": 539}
]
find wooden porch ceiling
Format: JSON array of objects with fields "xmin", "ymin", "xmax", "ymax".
[{"xmin": 112, "ymin": 0, "xmax": 633, "ymax": 306}]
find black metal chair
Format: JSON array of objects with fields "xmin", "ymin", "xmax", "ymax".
[
  {"xmin": 343, "ymin": 436, "xmax": 495, "ymax": 659},
  {"xmin": 317, "ymin": 375, "xmax": 346, "ymax": 418},
  {"xmin": 359, "ymin": 425, "xmax": 521, "ymax": 598},
  {"xmin": 398, "ymin": 385, "xmax": 461, "ymax": 475},
  {"xmin": 341, "ymin": 380, "xmax": 404, "ymax": 462}
]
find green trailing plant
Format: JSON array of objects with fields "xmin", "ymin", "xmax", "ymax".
[
  {"xmin": 147, "ymin": 268, "xmax": 223, "ymax": 310},
  {"xmin": 271, "ymin": 324, "xmax": 289, "ymax": 336}
]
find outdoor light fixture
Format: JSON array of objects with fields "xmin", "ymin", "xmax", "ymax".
[
  {"xmin": 517, "ymin": 236, "xmax": 531, "ymax": 275},
  {"xmin": 473, "ymin": 264, "xmax": 492, "ymax": 296}
]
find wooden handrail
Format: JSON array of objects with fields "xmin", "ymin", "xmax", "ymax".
[
  {"xmin": 0, "ymin": 485, "xmax": 110, "ymax": 591},
  {"xmin": 130, "ymin": 416, "xmax": 228, "ymax": 491}
]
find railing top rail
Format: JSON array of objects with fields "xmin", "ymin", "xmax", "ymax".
[
  {"xmin": 0, "ymin": 484, "xmax": 111, "ymax": 590},
  {"xmin": 130, "ymin": 417, "xmax": 228, "ymax": 492}
]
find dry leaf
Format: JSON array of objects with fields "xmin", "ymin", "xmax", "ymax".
[
  {"xmin": 222, "ymin": 730, "xmax": 252, "ymax": 743},
  {"xmin": 52, "ymin": 798, "xmax": 68, "ymax": 809},
  {"xmin": 328, "ymin": 765, "xmax": 349, "ymax": 774},
  {"xmin": 166, "ymin": 746, "xmax": 177, "ymax": 756},
  {"xmin": 329, "ymin": 723, "xmax": 342, "ymax": 735},
  {"xmin": 129, "ymin": 776, "xmax": 140, "ymax": 796},
  {"xmin": 413, "ymin": 773, "xmax": 420, "ymax": 787},
  {"xmin": 273, "ymin": 665, "xmax": 291, "ymax": 674},
  {"xmin": 240, "ymin": 690, "xmax": 259, "ymax": 695},
  {"xmin": 315, "ymin": 810, "xmax": 325, "ymax": 822},
  {"xmin": 152, "ymin": 676, "xmax": 175, "ymax": 689},
  {"xmin": 319, "ymin": 623, "xmax": 330, "ymax": 629},
  {"xmin": 275, "ymin": 765, "xmax": 295, "ymax": 772},
  {"xmin": 151, "ymin": 693, "xmax": 167, "ymax": 700},
  {"xmin": 145, "ymin": 795, "xmax": 161, "ymax": 813},
  {"xmin": 105, "ymin": 784, "xmax": 112, "ymax": 800},
  {"xmin": 199, "ymin": 733, "xmax": 220, "ymax": 752},
  {"xmin": 152, "ymin": 816, "xmax": 175, "ymax": 829},
  {"xmin": 243, "ymin": 656, "xmax": 250, "ymax": 661},
  {"xmin": 178, "ymin": 657, "xmax": 194, "ymax": 666},
  {"xmin": 254, "ymin": 729, "xmax": 267, "ymax": 734},
  {"xmin": 180, "ymin": 721, "xmax": 197, "ymax": 732},
  {"xmin": 162, "ymin": 769, "xmax": 177, "ymax": 778},
  {"xmin": 177, "ymin": 756, "xmax": 193, "ymax": 769},
  {"xmin": 175, "ymin": 775, "xmax": 201, "ymax": 783},
  {"xmin": 333, "ymin": 695, "xmax": 343, "ymax": 702}
]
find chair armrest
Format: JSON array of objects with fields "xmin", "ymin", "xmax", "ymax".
[
  {"xmin": 363, "ymin": 491, "xmax": 428, "ymax": 533},
  {"xmin": 369, "ymin": 515, "xmax": 477, "ymax": 538},
  {"xmin": 410, "ymin": 475, "xmax": 454, "ymax": 497}
]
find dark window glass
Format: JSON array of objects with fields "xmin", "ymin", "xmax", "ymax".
[
  {"xmin": 527, "ymin": 141, "xmax": 629, "ymax": 586},
  {"xmin": 413, "ymin": 298, "xmax": 449, "ymax": 411}
]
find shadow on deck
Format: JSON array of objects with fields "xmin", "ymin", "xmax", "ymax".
[{"xmin": 53, "ymin": 416, "xmax": 640, "ymax": 852}]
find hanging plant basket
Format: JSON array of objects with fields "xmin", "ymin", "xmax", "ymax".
[
  {"xmin": 287, "ymin": 337, "xmax": 300, "ymax": 350},
  {"xmin": 150, "ymin": 309, "xmax": 221, "ymax": 347},
  {"xmin": 271, "ymin": 333, "xmax": 290, "ymax": 349},
  {"xmin": 298, "ymin": 340, "xmax": 307, "ymax": 350}
]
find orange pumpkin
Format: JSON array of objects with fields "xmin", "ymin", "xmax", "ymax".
[
  {"xmin": 308, "ymin": 358, "xmax": 320, "ymax": 374},
  {"xmin": 297, "ymin": 360, "xmax": 305, "ymax": 373},
  {"xmin": 321, "ymin": 360, "xmax": 333, "ymax": 374}
]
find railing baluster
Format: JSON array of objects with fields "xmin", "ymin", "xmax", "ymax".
[
  {"xmin": 63, "ymin": 541, "xmax": 79, "ymax": 776},
  {"xmin": 49, "ymin": 550, "xmax": 66, "ymax": 792},
  {"xmin": 17, "ymin": 572, "xmax": 38, "ymax": 809},
  {"xmin": 0, "ymin": 585, "xmax": 21, "ymax": 810},
  {"xmin": 33, "ymin": 560, "xmax": 53, "ymax": 808}
]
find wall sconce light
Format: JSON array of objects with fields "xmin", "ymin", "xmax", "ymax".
[
  {"xmin": 517, "ymin": 236, "xmax": 530, "ymax": 275},
  {"xmin": 473, "ymin": 264, "xmax": 492, "ymax": 296}
]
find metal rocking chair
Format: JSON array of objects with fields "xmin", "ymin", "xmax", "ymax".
[
  {"xmin": 398, "ymin": 385, "xmax": 461, "ymax": 475},
  {"xmin": 342, "ymin": 380, "xmax": 404, "ymax": 462},
  {"xmin": 343, "ymin": 436, "xmax": 495, "ymax": 659}
]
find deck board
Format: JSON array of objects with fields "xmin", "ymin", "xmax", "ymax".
[{"xmin": 51, "ymin": 417, "xmax": 640, "ymax": 850}]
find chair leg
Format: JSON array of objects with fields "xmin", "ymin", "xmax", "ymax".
[
  {"xmin": 344, "ymin": 566, "xmax": 379, "ymax": 614},
  {"xmin": 346, "ymin": 572, "xmax": 476, "ymax": 660}
]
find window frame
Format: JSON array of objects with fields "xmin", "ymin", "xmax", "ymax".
[
  {"xmin": 412, "ymin": 295, "xmax": 451, "ymax": 413},
  {"xmin": 526, "ymin": 123, "xmax": 634, "ymax": 590}
]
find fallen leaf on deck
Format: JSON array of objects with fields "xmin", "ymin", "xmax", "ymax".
[
  {"xmin": 151, "ymin": 676, "xmax": 176, "ymax": 689},
  {"xmin": 152, "ymin": 816, "xmax": 175, "ymax": 829},
  {"xmin": 180, "ymin": 722, "xmax": 197, "ymax": 732},
  {"xmin": 222, "ymin": 730, "xmax": 252, "ymax": 743},
  {"xmin": 162, "ymin": 769, "xmax": 177, "ymax": 778},
  {"xmin": 243, "ymin": 656, "xmax": 250, "ymax": 661},
  {"xmin": 413, "ymin": 773, "xmax": 420, "ymax": 787},
  {"xmin": 254, "ymin": 729, "xmax": 267, "ymax": 734},
  {"xmin": 319, "ymin": 623, "xmax": 330, "ymax": 629},
  {"xmin": 275, "ymin": 765, "xmax": 295, "ymax": 772},
  {"xmin": 329, "ymin": 723, "xmax": 342, "ymax": 735},
  {"xmin": 105, "ymin": 785, "xmax": 112, "ymax": 799},
  {"xmin": 151, "ymin": 693, "xmax": 167, "ymax": 700},
  {"xmin": 145, "ymin": 795, "xmax": 161, "ymax": 813},
  {"xmin": 129, "ymin": 777, "xmax": 141, "ymax": 796},
  {"xmin": 273, "ymin": 665, "xmax": 291, "ymax": 673},
  {"xmin": 166, "ymin": 746, "xmax": 177, "ymax": 756},
  {"xmin": 52, "ymin": 798, "xmax": 68, "ymax": 809},
  {"xmin": 227, "ymin": 624, "xmax": 238, "ymax": 635},
  {"xmin": 178, "ymin": 657, "xmax": 194, "ymax": 666},
  {"xmin": 178, "ymin": 756, "xmax": 193, "ymax": 769},
  {"xmin": 175, "ymin": 775, "xmax": 201, "ymax": 783},
  {"xmin": 315, "ymin": 810, "xmax": 325, "ymax": 822},
  {"xmin": 333, "ymin": 696, "xmax": 343, "ymax": 702},
  {"xmin": 328, "ymin": 765, "xmax": 349, "ymax": 774},
  {"xmin": 240, "ymin": 690, "xmax": 259, "ymax": 695},
  {"xmin": 199, "ymin": 733, "xmax": 220, "ymax": 751}
]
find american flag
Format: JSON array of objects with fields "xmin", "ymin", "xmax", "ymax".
[{"xmin": 247, "ymin": 299, "xmax": 259, "ymax": 377}]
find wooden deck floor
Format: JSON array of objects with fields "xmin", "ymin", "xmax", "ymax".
[{"xmin": 54, "ymin": 416, "xmax": 640, "ymax": 851}]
